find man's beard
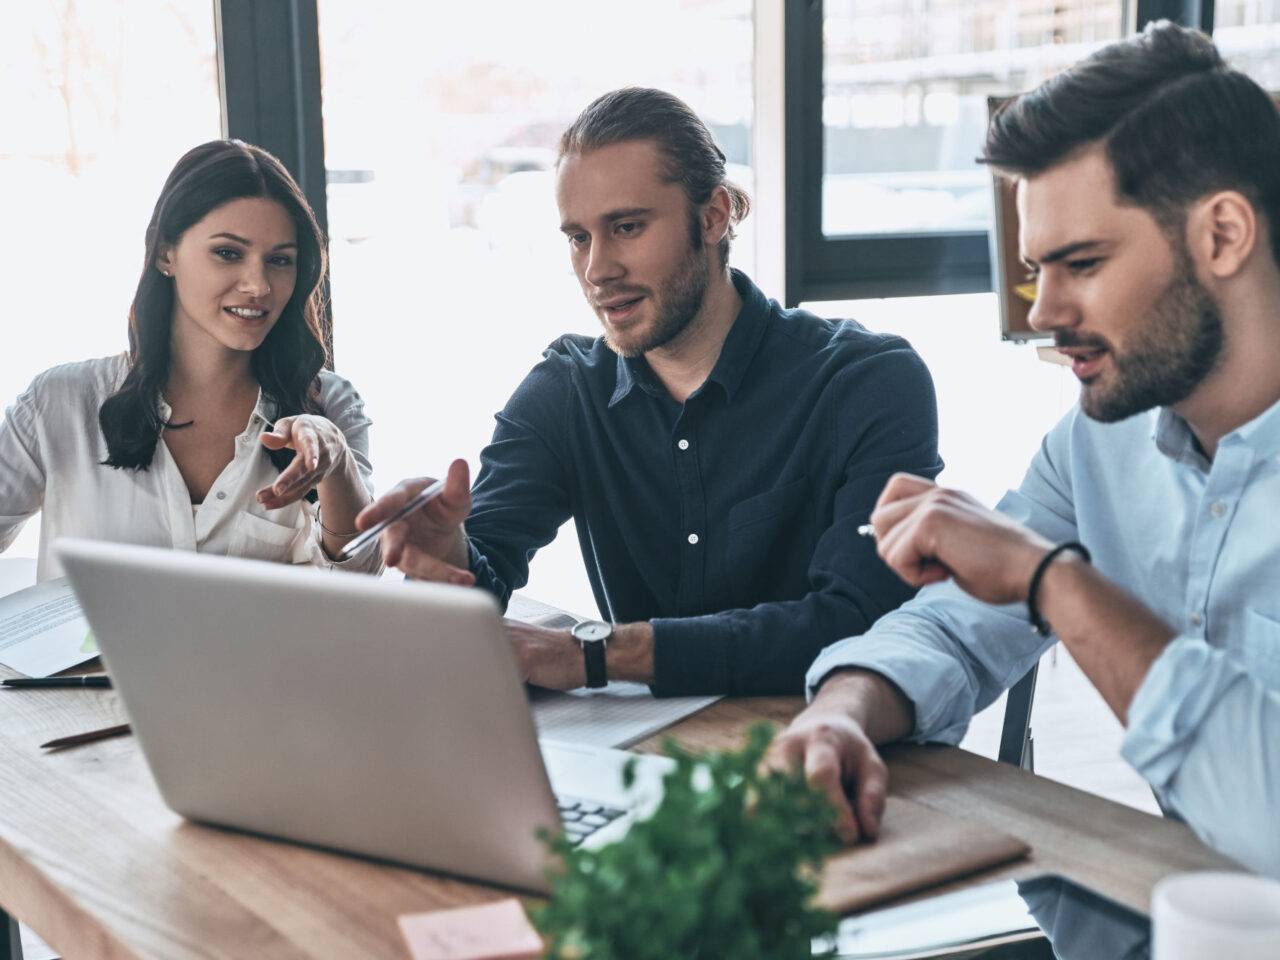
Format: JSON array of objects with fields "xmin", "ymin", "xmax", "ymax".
[
  {"xmin": 1064, "ymin": 246, "xmax": 1225, "ymax": 423},
  {"xmin": 600, "ymin": 234, "xmax": 709, "ymax": 358}
]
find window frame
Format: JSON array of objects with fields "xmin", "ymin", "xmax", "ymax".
[
  {"xmin": 783, "ymin": 0, "xmax": 1217, "ymax": 306},
  {"xmin": 211, "ymin": 0, "xmax": 1218, "ymax": 312},
  {"xmin": 215, "ymin": 0, "xmax": 333, "ymax": 354}
]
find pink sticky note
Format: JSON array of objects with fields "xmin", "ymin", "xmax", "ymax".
[{"xmin": 398, "ymin": 898, "xmax": 544, "ymax": 960}]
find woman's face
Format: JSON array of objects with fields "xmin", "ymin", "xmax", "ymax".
[{"xmin": 159, "ymin": 196, "xmax": 299, "ymax": 356}]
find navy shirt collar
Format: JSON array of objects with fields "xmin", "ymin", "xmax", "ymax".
[{"xmin": 608, "ymin": 269, "xmax": 771, "ymax": 408}]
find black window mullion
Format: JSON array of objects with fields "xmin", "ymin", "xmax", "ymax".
[
  {"xmin": 1136, "ymin": 0, "xmax": 1214, "ymax": 32},
  {"xmin": 784, "ymin": 0, "xmax": 992, "ymax": 305},
  {"xmin": 215, "ymin": 0, "xmax": 332, "ymax": 356}
]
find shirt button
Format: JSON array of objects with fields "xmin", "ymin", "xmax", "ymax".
[
  {"xmin": 1189, "ymin": 611, "xmax": 1203, "ymax": 627},
  {"xmin": 1209, "ymin": 501, "xmax": 1227, "ymax": 518},
  {"xmin": 216, "ymin": 491, "xmax": 227, "ymax": 501},
  {"xmin": 687, "ymin": 533, "xmax": 699, "ymax": 545},
  {"xmin": 677, "ymin": 439, "xmax": 690, "ymax": 451}
]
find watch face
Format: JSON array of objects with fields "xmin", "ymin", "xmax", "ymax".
[{"xmin": 574, "ymin": 621, "xmax": 612, "ymax": 642}]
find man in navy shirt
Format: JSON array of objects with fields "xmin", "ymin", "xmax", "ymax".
[{"xmin": 359, "ymin": 88, "xmax": 941, "ymax": 696}]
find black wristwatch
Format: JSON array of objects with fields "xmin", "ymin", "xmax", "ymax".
[{"xmin": 571, "ymin": 621, "xmax": 612, "ymax": 689}]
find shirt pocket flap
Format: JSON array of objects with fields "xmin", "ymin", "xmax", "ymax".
[
  {"xmin": 230, "ymin": 509, "xmax": 311, "ymax": 563},
  {"xmin": 235, "ymin": 510, "xmax": 303, "ymax": 545},
  {"xmin": 1241, "ymin": 607, "xmax": 1280, "ymax": 691},
  {"xmin": 728, "ymin": 477, "xmax": 809, "ymax": 531}
]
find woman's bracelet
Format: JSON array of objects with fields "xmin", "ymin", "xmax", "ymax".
[
  {"xmin": 1026, "ymin": 541, "xmax": 1092, "ymax": 636},
  {"xmin": 315, "ymin": 512, "xmax": 359, "ymax": 540}
]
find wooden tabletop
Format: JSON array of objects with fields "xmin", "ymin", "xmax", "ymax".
[{"xmin": 0, "ymin": 674, "xmax": 1234, "ymax": 960}]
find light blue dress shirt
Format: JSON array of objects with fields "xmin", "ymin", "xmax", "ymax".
[{"xmin": 806, "ymin": 398, "xmax": 1280, "ymax": 876}]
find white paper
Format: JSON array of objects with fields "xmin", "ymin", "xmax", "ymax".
[
  {"xmin": 0, "ymin": 574, "xmax": 98, "ymax": 678},
  {"xmin": 528, "ymin": 682, "xmax": 720, "ymax": 749},
  {"xmin": 507, "ymin": 592, "xmax": 723, "ymax": 749},
  {"xmin": 820, "ymin": 879, "xmax": 1041, "ymax": 958}
]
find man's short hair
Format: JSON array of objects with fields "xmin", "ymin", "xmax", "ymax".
[
  {"xmin": 983, "ymin": 20, "xmax": 1280, "ymax": 266},
  {"xmin": 558, "ymin": 87, "xmax": 751, "ymax": 266}
]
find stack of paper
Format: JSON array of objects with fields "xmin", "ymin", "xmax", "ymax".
[{"xmin": 0, "ymin": 566, "xmax": 98, "ymax": 678}]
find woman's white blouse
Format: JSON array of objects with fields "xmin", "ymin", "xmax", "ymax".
[{"xmin": 0, "ymin": 354, "xmax": 383, "ymax": 581}]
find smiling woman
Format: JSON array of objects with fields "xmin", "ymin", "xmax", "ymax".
[{"xmin": 0, "ymin": 140, "xmax": 383, "ymax": 581}]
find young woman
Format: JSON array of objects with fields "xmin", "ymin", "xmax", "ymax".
[{"xmin": 0, "ymin": 140, "xmax": 382, "ymax": 580}]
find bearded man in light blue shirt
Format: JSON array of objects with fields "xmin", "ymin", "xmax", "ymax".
[{"xmin": 770, "ymin": 20, "xmax": 1280, "ymax": 877}]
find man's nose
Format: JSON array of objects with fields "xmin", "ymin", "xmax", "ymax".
[{"xmin": 584, "ymin": 239, "xmax": 624, "ymax": 288}]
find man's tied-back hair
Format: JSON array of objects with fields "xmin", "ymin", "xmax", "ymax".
[
  {"xmin": 558, "ymin": 87, "xmax": 751, "ymax": 266},
  {"xmin": 983, "ymin": 20, "xmax": 1280, "ymax": 266}
]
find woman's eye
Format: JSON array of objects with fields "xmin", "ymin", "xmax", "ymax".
[
  {"xmin": 213, "ymin": 247, "xmax": 241, "ymax": 261},
  {"xmin": 269, "ymin": 255, "xmax": 295, "ymax": 268}
]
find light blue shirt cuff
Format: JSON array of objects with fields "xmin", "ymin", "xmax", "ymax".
[
  {"xmin": 1120, "ymin": 635, "xmax": 1223, "ymax": 793},
  {"xmin": 805, "ymin": 631, "xmax": 973, "ymax": 745}
]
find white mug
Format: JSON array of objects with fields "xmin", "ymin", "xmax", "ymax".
[{"xmin": 1152, "ymin": 871, "xmax": 1280, "ymax": 960}]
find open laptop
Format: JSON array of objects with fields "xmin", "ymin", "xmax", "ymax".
[{"xmin": 56, "ymin": 538, "xmax": 672, "ymax": 894}]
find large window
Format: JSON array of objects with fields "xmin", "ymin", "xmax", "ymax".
[
  {"xmin": 821, "ymin": 0, "xmax": 1123, "ymax": 238},
  {"xmin": 317, "ymin": 0, "xmax": 754, "ymax": 613},
  {"xmin": 785, "ymin": 0, "xmax": 1126, "ymax": 304},
  {"xmin": 1215, "ymin": 0, "xmax": 1280, "ymax": 86},
  {"xmin": 1, "ymin": 0, "xmax": 221, "ymax": 559}
]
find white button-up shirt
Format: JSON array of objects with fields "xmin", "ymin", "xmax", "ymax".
[{"xmin": 1, "ymin": 354, "xmax": 382, "ymax": 580}]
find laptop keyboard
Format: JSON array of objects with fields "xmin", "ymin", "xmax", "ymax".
[{"xmin": 556, "ymin": 795, "xmax": 626, "ymax": 846}]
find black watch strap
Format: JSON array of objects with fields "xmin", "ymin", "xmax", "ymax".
[
  {"xmin": 582, "ymin": 638, "xmax": 607, "ymax": 689},
  {"xmin": 572, "ymin": 621, "xmax": 611, "ymax": 689}
]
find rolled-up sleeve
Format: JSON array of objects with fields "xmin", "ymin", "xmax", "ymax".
[
  {"xmin": 805, "ymin": 412, "xmax": 1082, "ymax": 742},
  {"xmin": 315, "ymin": 374, "xmax": 383, "ymax": 575},
  {"xmin": 1122, "ymin": 636, "xmax": 1280, "ymax": 876},
  {"xmin": 0, "ymin": 381, "xmax": 46, "ymax": 553}
]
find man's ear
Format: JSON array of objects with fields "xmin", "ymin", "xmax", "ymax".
[
  {"xmin": 1187, "ymin": 190, "xmax": 1258, "ymax": 280},
  {"xmin": 700, "ymin": 185, "xmax": 733, "ymax": 248}
]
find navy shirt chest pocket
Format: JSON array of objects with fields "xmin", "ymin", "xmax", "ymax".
[{"xmin": 726, "ymin": 476, "xmax": 813, "ymax": 599}]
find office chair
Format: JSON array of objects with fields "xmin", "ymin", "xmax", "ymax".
[{"xmin": 998, "ymin": 663, "xmax": 1038, "ymax": 771}]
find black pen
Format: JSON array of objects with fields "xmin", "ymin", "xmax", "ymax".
[{"xmin": 2, "ymin": 676, "xmax": 112, "ymax": 689}]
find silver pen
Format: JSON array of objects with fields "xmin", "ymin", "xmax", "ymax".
[{"xmin": 339, "ymin": 477, "xmax": 447, "ymax": 558}]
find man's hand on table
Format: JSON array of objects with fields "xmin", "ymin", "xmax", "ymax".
[
  {"xmin": 766, "ymin": 675, "xmax": 888, "ymax": 844},
  {"xmin": 767, "ymin": 669, "xmax": 916, "ymax": 845},
  {"xmin": 356, "ymin": 458, "xmax": 475, "ymax": 586}
]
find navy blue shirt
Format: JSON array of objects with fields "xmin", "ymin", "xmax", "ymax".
[{"xmin": 466, "ymin": 270, "xmax": 942, "ymax": 696}]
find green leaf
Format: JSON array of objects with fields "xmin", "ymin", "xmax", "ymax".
[{"xmin": 533, "ymin": 724, "xmax": 841, "ymax": 959}]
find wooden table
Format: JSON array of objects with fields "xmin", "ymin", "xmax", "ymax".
[{"xmin": 0, "ymin": 676, "xmax": 1235, "ymax": 960}]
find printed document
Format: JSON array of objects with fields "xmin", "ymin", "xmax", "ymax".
[{"xmin": 0, "ymin": 575, "xmax": 98, "ymax": 678}]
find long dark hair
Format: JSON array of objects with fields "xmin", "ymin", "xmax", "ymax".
[{"xmin": 99, "ymin": 139, "xmax": 329, "ymax": 477}]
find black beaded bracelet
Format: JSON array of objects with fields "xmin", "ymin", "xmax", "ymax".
[{"xmin": 1026, "ymin": 542, "xmax": 1092, "ymax": 637}]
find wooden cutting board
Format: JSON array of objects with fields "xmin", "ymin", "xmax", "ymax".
[{"xmin": 817, "ymin": 795, "xmax": 1030, "ymax": 914}]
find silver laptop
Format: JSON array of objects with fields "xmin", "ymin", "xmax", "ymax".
[{"xmin": 57, "ymin": 538, "xmax": 671, "ymax": 894}]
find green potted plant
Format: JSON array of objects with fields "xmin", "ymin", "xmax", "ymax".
[{"xmin": 533, "ymin": 725, "xmax": 841, "ymax": 959}]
